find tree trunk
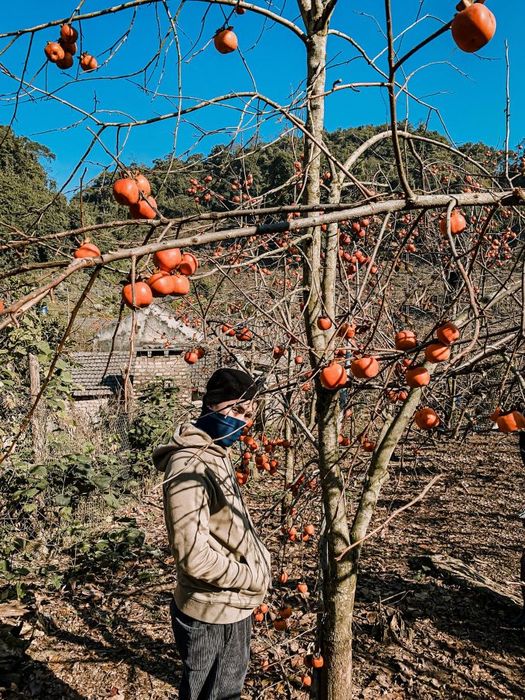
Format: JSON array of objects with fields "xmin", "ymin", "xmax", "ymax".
[
  {"xmin": 28, "ymin": 353, "xmax": 46, "ymax": 462},
  {"xmin": 317, "ymin": 388, "xmax": 355, "ymax": 699},
  {"xmin": 282, "ymin": 349, "xmax": 296, "ymax": 525},
  {"xmin": 298, "ymin": 11, "xmax": 356, "ymax": 697}
]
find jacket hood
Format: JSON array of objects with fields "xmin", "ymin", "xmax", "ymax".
[{"xmin": 152, "ymin": 422, "xmax": 228, "ymax": 472}]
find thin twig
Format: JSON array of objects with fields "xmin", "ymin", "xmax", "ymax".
[{"xmin": 336, "ymin": 474, "xmax": 443, "ymax": 560}]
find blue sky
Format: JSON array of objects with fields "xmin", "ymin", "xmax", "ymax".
[{"xmin": 0, "ymin": 1, "xmax": 522, "ymax": 196}]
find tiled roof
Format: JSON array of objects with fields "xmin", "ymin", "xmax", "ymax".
[{"xmin": 69, "ymin": 351, "xmax": 134, "ymax": 397}]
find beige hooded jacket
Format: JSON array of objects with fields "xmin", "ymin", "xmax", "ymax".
[{"xmin": 153, "ymin": 423, "xmax": 271, "ymax": 624}]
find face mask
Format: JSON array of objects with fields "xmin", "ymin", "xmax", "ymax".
[{"xmin": 195, "ymin": 407, "xmax": 246, "ymax": 448}]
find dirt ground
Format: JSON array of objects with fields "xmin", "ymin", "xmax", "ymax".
[{"xmin": 2, "ymin": 433, "xmax": 525, "ymax": 699}]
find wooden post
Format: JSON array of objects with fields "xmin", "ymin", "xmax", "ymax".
[
  {"xmin": 28, "ymin": 353, "xmax": 46, "ymax": 462},
  {"xmin": 123, "ymin": 265, "xmax": 137, "ymax": 417}
]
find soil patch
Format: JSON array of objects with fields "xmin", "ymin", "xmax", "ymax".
[{"xmin": 2, "ymin": 434, "xmax": 524, "ymax": 699}]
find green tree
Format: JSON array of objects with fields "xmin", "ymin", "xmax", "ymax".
[{"xmin": 0, "ymin": 127, "xmax": 70, "ymax": 271}]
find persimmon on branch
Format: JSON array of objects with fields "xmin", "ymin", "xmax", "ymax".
[
  {"xmin": 1, "ymin": 62, "xmax": 374, "ymax": 198},
  {"xmin": 2, "ymin": 186, "xmax": 524, "ymax": 327},
  {"xmin": 0, "ymin": 0, "xmax": 306, "ymax": 42},
  {"xmin": 2, "ymin": 1, "xmax": 490, "ymax": 212},
  {"xmin": 0, "ymin": 2, "xmax": 519, "ymax": 698},
  {"xmin": 3, "ymin": 126, "xmax": 511, "ymax": 262},
  {"xmin": 0, "ymin": 2, "xmax": 501, "ymax": 244}
]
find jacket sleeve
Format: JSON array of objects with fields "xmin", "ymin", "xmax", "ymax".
[{"xmin": 164, "ymin": 463, "xmax": 256, "ymax": 591}]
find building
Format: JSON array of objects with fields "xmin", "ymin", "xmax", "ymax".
[
  {"xmin": 69, "ymin": 306, "xmax": 276, "ymax": 428},
  {"xmin": 70, "ymin": 306, "xmax": 214, "ymax": 421}
]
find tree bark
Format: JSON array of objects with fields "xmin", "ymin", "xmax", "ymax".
[
  {"xmin": 317, "ymin": 387, "xmax": 355, "ymax": 699},
  {"xmin": 297, "ymin": 6, "xmax": 355, "ymax": 695},
  {"xmin": 282, "ymin": 349, "xmax": 296, "ymax": 525}
]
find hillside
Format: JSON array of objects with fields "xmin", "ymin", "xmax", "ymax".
[{"xmin": 4, "ymin": 433, "xmax": 524, "ymax": 699}]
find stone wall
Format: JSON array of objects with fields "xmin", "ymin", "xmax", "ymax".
[
  {"xmin": 70, "ymin": 397, "xmax": 110, "ymax": 424},
  {"xmin": 133, "ymin": 348, "xmax": 221, "ymax": 401}
]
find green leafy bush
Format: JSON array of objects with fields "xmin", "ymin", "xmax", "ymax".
[
  {"xmin": 127, "ymin": 380, "xmax": 180, "ymax": 451},
  {"xmin": 68, "ymin": 517, "xmax": 146, "ymax": 574}
]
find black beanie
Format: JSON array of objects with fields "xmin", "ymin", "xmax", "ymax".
[{"xmin": 202, "ymin": 368, "xmax": 259, "ymax": 407}]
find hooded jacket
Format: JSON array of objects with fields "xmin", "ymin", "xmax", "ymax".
[{"xmin": 153, "ymin": 423, "xmax": 271, "ymax": 624}]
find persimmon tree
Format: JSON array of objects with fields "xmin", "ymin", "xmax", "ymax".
[{"xmin": 1, "ymin": 1, "xmax": 524, "ymax": 698}]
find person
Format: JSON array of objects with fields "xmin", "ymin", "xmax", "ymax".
[{"xmin": 153, "ymin": 367, "xmax": 271, "ymax": 700}]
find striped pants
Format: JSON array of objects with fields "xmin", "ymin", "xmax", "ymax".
[{"xmin": 170, "ymin": 598, "xmax": 252, "ymax": 700}]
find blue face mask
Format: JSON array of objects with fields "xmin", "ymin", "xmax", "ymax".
[{"xmin": 195, "ymin": 407, "xmax": 246, "ymax": 448}]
